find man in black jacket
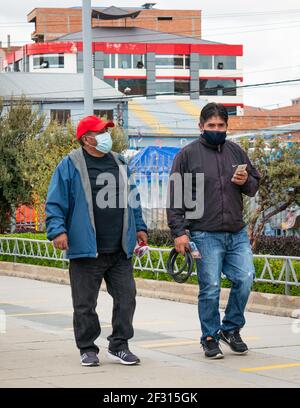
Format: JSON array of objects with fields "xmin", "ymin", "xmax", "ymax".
[{"xmin": 167, "ymin": 103, "xmax": 260, "ymax": 359}]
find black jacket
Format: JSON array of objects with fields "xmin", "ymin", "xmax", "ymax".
[{"xmin": 167, "ymin": 137, "xmax": 261, "ymax": 237}]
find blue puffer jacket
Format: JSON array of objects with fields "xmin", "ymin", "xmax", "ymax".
[{"xmin": 45, "ymin": 148, "xmax": 147, "ymax": 259}]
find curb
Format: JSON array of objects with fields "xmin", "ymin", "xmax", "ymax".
[{"xmin": 0, "ymin": 261, "xmax": 299, "ymax": 318}]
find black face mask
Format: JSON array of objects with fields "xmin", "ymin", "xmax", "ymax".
[{"xmin": 201, "ymin": 130, "xmax": 227, "ymax": 145}]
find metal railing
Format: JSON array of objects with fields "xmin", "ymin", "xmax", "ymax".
[{"xmin": 0, "ymin": 237, "xmax": 299, "ymax": 295}]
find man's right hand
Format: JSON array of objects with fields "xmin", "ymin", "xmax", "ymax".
[
  {"xmin": 174, "ymin": 234, "xmax": 190, "ymax": 256},
  {"xmin": 53, "ymin": 233, "xmax": 69, "ymax": 251}
]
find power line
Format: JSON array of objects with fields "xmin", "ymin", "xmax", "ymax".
[
  {"xmin": 2, "ymin": 77, "xmax": 300, "ymax": 99},
  {"xmin": 3, "ymin": 7, "xmax": 300, "ymax": 26}
]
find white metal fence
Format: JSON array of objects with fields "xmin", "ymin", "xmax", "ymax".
[{"xmin": 0, "ymin": 237, "xmax": 299, "ymax": 295}]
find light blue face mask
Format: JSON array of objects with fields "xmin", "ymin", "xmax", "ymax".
[{"xmin": 95, "ymin": 131, "xmax": 113, "ymax": 154}]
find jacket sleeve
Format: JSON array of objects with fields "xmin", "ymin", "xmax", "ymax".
[
  {"xmin": 239, "ymin": 149, "xmax": 261, "ymax": 197},
  {"xmin": 126, "ymin": 160, "xmax": 147, "ymax": 233},
  {"xmin": 166, "ymin": 152, "xmax": 187, "ymax": 238},
  {"xmin": 45, "ymin": 159, "xmax": 70, "ymax": 241}
]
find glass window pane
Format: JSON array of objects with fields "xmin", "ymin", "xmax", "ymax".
[
  {"xmin": 156, "ymin": 80, "xmax": 174, "ymax": 94},
  {"xmin": 94, "ymin": 109, "xmax": 114, "ymax": 120},
  {"xmin": 214, "ymin": 56, "xmax": 236, "ymax": 70},
  {"xmin": 225, "ymin": 106, "xmax": 237, "ymax": 116},
  {"xmin": 111, "ymin": 54, "xmax": 116, "ymax": 68},
  {"xmin": 118, "ymin": 78, "xmax": 146, "ymax": 95},
  {"xmin": 200, "ymin": 79, "xmax": 236, "ymax": 95},
  {"xmin": 50, "ymin": 109, "xmax": 70, "ymax": 124},
  {"xmin": 103, "ymin": 78, "xmax": 115, "ymax": 87},
  {"xmin": 104, "ymin": 54, "xmax": 110, "ymax": 68},
  {"xmin": 33, "ymin": 54, "xmax": 64, "ymax": 69},
  {"xmin": 155, "ymin": 55, "xmax": 185, "ymax": 69},
  {"xmin": 199, "ymin": 55, "xmax": 212, "ymax": 69},
  {"xmin": 133, "ymin": 54, "xmax": 145, "ymax": 69},
  {"xmin": 174, "ymin": 80, "xmax": 190, "ymax": 94},
  {"xmin": 118, "ymin": 54, "xmax": 132, "ymax": 69},
  {"xmin": 185, "ymin": 55, "xmax": 190, "ymax": 68}
]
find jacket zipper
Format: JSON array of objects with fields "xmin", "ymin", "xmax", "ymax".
[{"xmin": 215, "ymin": 146, "xmax": 224, "ymax": 227}]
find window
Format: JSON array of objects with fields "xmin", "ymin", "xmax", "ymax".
[
  {"xmin": 214, "ymin": 56, "xmax": 236, "ymax": 70},
  {"xmin": 199, "ymin": 55, "xmax": 213, "ymax": 69},
  {"xmin": 199, "ymin": 79, "xmax": 236, "ymax": 96},
  {"xmin": 94, "ymin": 110, "xmax": 114, "ymax": 121},
  {"xmin": 118, "ymin": 79, "xmax": 146, "ymax": 95},
  {"xmin": 225, "ymin": 106, "xmax": 237, "ymax": 116},
  {"xmin": 33, "ymin": 54, "xmax": 64, "ymax": 69},
  {"xmin": 156, "ymin": 79, "xmax": 190, "ymax": 95},
  {"xmin": 103, "ymin": 78, "xmax": 115, "ymax": 88},
  {"xmin": 50, "ymin": 109, "xmax": 70, "ymax": 124},
  {"xmin": 104, "ymin": 54, "xmax": 116, "ymax": 69},
  {"xmin": 133, "ymin": 54, "xmax": 145, "ymax": 69},
  {"xmin": 118, "ymin": 54, "xmax": 132, "ymax": 69},
  {"xmin": 155, "ymin": 55, "xmax": 190, "ymax": 69},
  {"xmin": 157, "ymin": 16, "xmax": 173, "ymax": 21},
  {"xmin": 117, "ymin": 54, "xmax": 145, "ymax": 69}
]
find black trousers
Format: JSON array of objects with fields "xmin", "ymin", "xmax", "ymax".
[{"xmin": 69, "ymin": 251, "xmax": 136, "ymax": 355}]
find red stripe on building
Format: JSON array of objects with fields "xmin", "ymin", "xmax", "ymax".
[
  {"xmin": 223, "ymin": 103, "xmax": 244, "ymax": 107},
  {"xmin": 104, "ymin": 75, "xmax": 147, "ymax": 79},
  {"xmin": 200, "ymin": 76, "xmax": 243, "ymax": 81},
  {"xmin": 147, "ymin": 43, "xmax": 191, "ymax": 54},
  {"xmin": 22, "ymin": 42, "xmax": 243, "ymax": 57},
  {"xmin": 94, "ymin": 42, "xmax": 147, "ymax": 54},
  {"xmin": 156, "ymin": 76, "xmax": 191, "ymax": 79},
  {"xmin": 191, "ymin": 44, "xmax": 243, "ymax": 56},
  {"xmin": 25, "ymin": 42, "xmax": 82, "ymax": 55}
]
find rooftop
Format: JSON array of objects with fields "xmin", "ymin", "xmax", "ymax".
[
  {"xmin": 56, "ymin": 26, "xmax": 220, "ymax": 45},
  {"xmin": 0, "ymin": 73, "xmax": 124, "ymax": 101}
]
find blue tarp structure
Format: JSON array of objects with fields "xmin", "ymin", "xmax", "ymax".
[{"xmin": 129, "ymin": 146, "xmax": 180, "ymax": 181}]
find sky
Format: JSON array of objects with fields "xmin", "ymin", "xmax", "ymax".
[{"xmin": 0, "ymin": 0, "xmax": 300, "ymax": 108}]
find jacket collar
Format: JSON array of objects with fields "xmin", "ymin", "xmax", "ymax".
[{"xmin": 199, "ymin": 136, "xmax": 226, "ymax": 152}]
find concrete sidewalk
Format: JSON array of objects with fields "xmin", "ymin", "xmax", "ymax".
[{"xmin": 0, "ymin": 276, "xmax": 300, "ymax": 388}]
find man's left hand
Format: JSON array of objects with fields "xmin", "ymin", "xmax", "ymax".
[
  {"xmin": 137, "ymin": 231, "xmax": 148, "ymax": 245},
  {"xmin": 231, "ymin": 170, "xmax": 248, "ymax": 186}
]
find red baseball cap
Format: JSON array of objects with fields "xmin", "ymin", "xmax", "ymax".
[{"xmin": 76, "ymin": 115, "xmax": 115, "ymax": 140}]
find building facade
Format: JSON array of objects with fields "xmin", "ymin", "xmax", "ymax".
[
  {"xmin": 27, "ymin": 5, "xmax": 202, "ymax": 43},
  {"xmin": 1, "ymin": 27, "xmax": 243, "ymax": 116}
]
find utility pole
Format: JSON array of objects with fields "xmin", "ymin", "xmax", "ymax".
[{"xmin": 82, "ymin": 0, "xmax": 93, "ymax": 115}]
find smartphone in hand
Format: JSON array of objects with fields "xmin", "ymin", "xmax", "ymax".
[{"xmin": 234, "ymin": 164, "xmax": 247, "ymax": 174}]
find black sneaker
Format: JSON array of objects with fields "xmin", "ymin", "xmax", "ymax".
[
  {"xmin": 107, "ymin": 349, "xmax": 140, "ymax": 365},
  {"xmin": 202, "ymin": 338, "xmax": 224, "ymax": 359},
  {"xmin": 80, "ymin": 351, "xmax": 100, "ymax": 367},
  {"xmin": 219, "ymin": 329, "xmax": 248, "ymax": 354}
]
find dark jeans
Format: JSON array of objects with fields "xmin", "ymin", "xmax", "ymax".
[
  {"xmin": 69, "ymin": 251, "xmax": 136, "ymax": 355},
  {"xmin": 190, "ymin": 227, "xmax": 255, "ymax": 342}
]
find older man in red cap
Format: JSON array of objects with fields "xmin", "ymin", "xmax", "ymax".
[{"xmin": 45, "ymin": 115, "xmax": 148, "ymax": 367}]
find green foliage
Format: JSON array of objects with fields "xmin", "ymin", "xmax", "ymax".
[
  {"xmin": 1, "ymin": 233, "xmax": 299, "ymax": 296},
  {"xmin": 0, "ymin": 97, "xmax": 44, "ymax": 232},
  {"xmin": 0, "ymin": 97, "xmax": 128, "ymax": 232},
  {"xmin": 238, "ymin": 137, "xmax": 300, "ymax": 248}
]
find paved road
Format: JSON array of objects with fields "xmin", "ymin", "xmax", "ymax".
[{"xmin": 0, "ymin": 275, "xmax": 300, "ymax": 388}]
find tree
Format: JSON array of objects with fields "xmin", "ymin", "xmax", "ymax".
[
  {"xmin": 239, "ymin": 136, "xmax": 300, "ymax": 250},
  {"xmin": 21, "ymin": 117, "xmax": 128, "ymax": 230},
  {"xmin": 0, "ymin": 97, "xmax": 44, "ymax": 233}
]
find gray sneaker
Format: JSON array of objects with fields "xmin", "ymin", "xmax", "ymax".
[
  {"xmin": 107, "ymin": 349, "xmax": 140, "ymax": 365},
  {"xmin": 80, "ymin": 351, "xmax": 100, "ymax": 367}
]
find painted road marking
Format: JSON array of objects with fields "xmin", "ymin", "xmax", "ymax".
[
  {"xmin": 7, "ymin": 311, "xmax": 73, "ymax": 317},
  {"xmin": 241, "ymin": 363, "xmax": 300, "ymax": 372}
]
